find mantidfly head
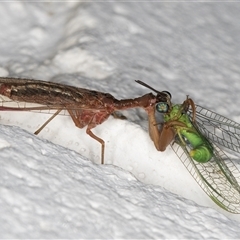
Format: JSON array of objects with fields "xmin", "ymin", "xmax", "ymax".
[{"xmin": 135, "ymin": 80, "xmax": 172, "ymax": 113}]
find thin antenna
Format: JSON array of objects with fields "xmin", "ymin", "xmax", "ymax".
[
  {"xmin": 135, "ymin": 80, "xmax": 160, "ymax": 93},
  {"xmin": 135, "ymin": 80, "xmax": 171, "ymax": 99}
]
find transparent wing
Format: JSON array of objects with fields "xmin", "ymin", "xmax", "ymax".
[
  {"xmin": 171, "ymin": 137, "xmax": 240, "ymax": 213},
  {"xmin": 0, "ymin": 95, "xmax": 107, "ymax": 116},
  {"xmin": 188, "ymin": 105, "xmax": 240, "ymax": 154}
]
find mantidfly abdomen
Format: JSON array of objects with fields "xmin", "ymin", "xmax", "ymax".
[{"xmin": 146, "ymin": 92, "xmax": 240, "ymax": 214}]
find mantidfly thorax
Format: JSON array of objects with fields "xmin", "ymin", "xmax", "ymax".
[
  {"xmin": 0, "ymin": 77, "xmax": 169, "ymax": 164},
  {"xmin": 146, "ymin": 91, "xmax": 240, "ymax": 214}
]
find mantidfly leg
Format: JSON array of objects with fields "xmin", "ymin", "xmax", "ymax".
[
  {"xmin": 86, "ymin": 127, "xmax": 105, "ymax": 165},
  {"xmin": 67, "ymin": 109, "xmax": 110, "ymax": 164},
  {"xmin": 146, "ymin": 95, "xmax": 197, "ymax": 152},
  {"xmin": 34, "ymin": 108, "xmax": 63, "ymax": 135},
  {"xmin": 147, "ymin": 104, "xmax": 175, "ymax": 151},
  {"xmin": 135, "ymin": 80, "xmax": 172, "ymax": 151}
]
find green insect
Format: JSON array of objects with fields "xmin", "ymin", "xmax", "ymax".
[{"xmin": 144, "ymin": 87, "xmax": 240, "ymax": 213}]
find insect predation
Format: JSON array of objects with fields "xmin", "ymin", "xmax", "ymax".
[
  {"xmin": 1, "ymin": 76, "xmax": 240, "ymax": 213},
  {"xmin": 0, "ymin": 77, "xmax": 169, "ymax": 164},
  {"xmin": 151, "ymin": 95, "xmax": 240, "ymax": 213}
]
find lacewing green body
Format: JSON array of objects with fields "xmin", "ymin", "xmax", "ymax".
[{"xmin": 154, "ymin": 98, "xmax": 240, "ymax": 213}]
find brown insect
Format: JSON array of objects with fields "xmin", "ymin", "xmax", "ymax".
[{"xmin": 0, "ymin": 77, "xmax": 170, "ymax": 164}]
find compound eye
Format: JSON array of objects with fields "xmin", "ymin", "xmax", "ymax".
[
  {"xmin": 156, "ymin": 102, "xmax": 169, "ymax": 113},
  {"xmin": 162, "ymin": 91, "xmax": 171, "ymax": 100}
]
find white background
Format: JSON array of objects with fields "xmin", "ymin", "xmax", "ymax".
[{"xmin": 1, "ymin": 2, "xmax": 240, "ymax": 238}]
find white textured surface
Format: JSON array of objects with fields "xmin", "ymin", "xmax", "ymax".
[{"xmin": 1, "ymin": 2, "xmax": 240, "ymax": 238}]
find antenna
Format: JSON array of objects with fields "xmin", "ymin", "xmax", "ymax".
[{"xmin": 135, "ymin": 80, "xmax": 171, "ymax": 99}]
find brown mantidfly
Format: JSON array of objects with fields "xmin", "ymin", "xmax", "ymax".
[{"xmin": 0, "ymin": 77, "xmax": 171, "ymax": 164}]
